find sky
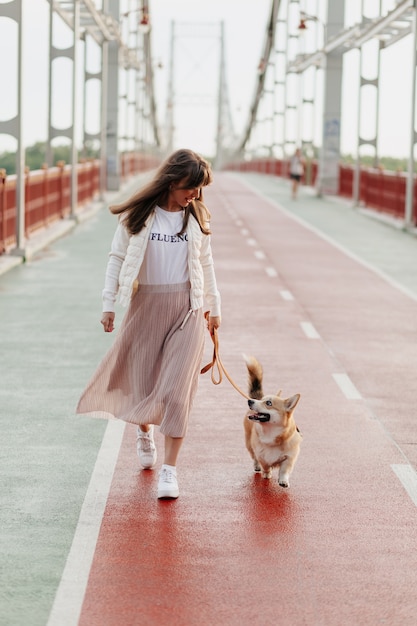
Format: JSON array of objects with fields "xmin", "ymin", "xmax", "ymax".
[
  {"xmin": 0, "ymin": 0, "xmax": 414, "ymax": 161},
  {"xmin": 149, "ymin": 0, "xmax": 272, "ymax": 155}
]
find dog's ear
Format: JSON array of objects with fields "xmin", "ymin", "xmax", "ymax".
[
  {"xmin": 284, "ymin": 394, "xmax": 300, "ymax": 412},
  {"xmin": 276, "ymin": 389, "xmax": 282, "ymax": 397}
]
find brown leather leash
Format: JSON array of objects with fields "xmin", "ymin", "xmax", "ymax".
[{"xmin": 200, "ymin": 314, "xmax": 250, "ymax": 400}]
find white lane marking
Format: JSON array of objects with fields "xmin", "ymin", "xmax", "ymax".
[
  {"xmin": 254, "ymin": 250, "xmax": 266, "ymax": 260},
  {"xmin": 332, "ymin": 373, "xmax": 362, "ymax": 399},
  {"xmin": 280, "ymin": 290, "xmax": 294, "ymax": 301},
  {"xmin": 247, "ymin": 238, "xmax": 257, "ymax": 247},
  {"xmin": 240, "ymin": 227, "xmax": 249, "ymax": 236},
  {"xmin": 234, "ymin": 174, "xmax": 417, "ymax": 304},
  {"xmin": 391, "ymin": 464, "xmax": 417, "ymax": 508},
  {"xmin": 265, "ymin": 267, "xmax": 277, "ymax": 277},
  {"xmin": 47, "ymin": 420, "xmax": 126, "ymax": 626},
  {"xmin": 235, "ymin": 219, "xmax": 243, "ymax": 227},
  {"xmin": 300, "ymin": 321, "xmax": 320, "ymax": 339}
]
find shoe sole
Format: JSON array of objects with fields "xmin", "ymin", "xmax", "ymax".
[
  {"xmin": 137, "ymin": 451, "xmax": 157, "ymax": 469},
  {"xmin": 138, "ymin": 458, "xmax": 157, "ymax": 470},
  {"xmin": 158, "ymin": 491, "xmax": 179, "ymax": 499}
]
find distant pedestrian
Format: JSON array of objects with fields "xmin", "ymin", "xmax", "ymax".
[
  {"xmin": 289, "ymin": 148, "xmax": 305, "ymax": 200},
  {"xmin": 76, "ymin": 149, "xmax": 221, "ymax": 500}
]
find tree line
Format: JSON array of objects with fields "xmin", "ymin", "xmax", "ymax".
[
  {"xmin": 0, "ymin": 142, "xmax": 99, "ymax": 175},
  {"xmin": 0, "ymin": 142, "xmax": 413, "ymax": 176}
]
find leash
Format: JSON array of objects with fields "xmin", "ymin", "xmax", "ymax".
[{"xmin": 200, "ymin": 313, "xmax": 250, "ymax": 400}]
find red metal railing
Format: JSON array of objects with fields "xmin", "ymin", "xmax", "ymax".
[
  {"xmin": 338, "ymin": 165, "xmax": 414, "ymax": 221},
  {"xmin": 120, "ymin": 152, "xmax": 160, "ymax": 179},
  {"xmin": 0, "ymin": 169, "xmax": 16, "ymax": 254},
  {"xmin": 225, "ymin": 157, "xmax": 318, "ymax": 186},
  {"xmin": 0, "ymin": 152, "xmax": 160, "ymax": 255},
  {"xmin": 4, "ymin": 154, "xmax": 415, "ymax": 256},
  {"xmin": 226, "ymin": 159, "xmax": 417, "ymax": 225}
]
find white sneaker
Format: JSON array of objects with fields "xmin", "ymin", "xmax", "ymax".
[
  {"xmin": 158, "ymin": 465, "xmax": 179, "ymax": 499},
  {"xmin": 136, "ymin": 426, "xmax": 157, "ymax": 469}
]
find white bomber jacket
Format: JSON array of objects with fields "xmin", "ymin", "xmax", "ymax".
[{"xmin": 102, "ymin": 210, "xmax": 221, "ymax": 317}]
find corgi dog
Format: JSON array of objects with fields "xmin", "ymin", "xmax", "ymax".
[{"xmin": 244, "ymin": 355, "xmax": 301, "ymax": 488}]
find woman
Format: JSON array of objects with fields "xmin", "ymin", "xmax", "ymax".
[
  {"xmin": 77, "ymin": 149, "xmax": 221, "ymax": 500},
  {"xmin": 289, "ymin": 148, "xmax": 304, "ymax": 200}
]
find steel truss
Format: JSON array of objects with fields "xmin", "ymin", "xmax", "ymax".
[
  {"xmin": 49, "ymin": 0, "xmax": 160, "ymax": 150},
  {"xmin": 236, "ymin": 0, "xmax": 281, "ymax": 155},
  {"xmin": 0, "ymin": 1, "xmax": 161, "ymax": 256},
  {"xmin": 288, "ymin": 0, "xmax": 417, "ymax": 223},
  {"xmin": 165, "ymin": 20, "xmax": 236, "ymax": 163},
  {"xmin": 50, "ymin": 0, "xmax": 139, "ymax": 68},
  {"xmin": 288, "ymin": 0, "xmax": 415, "ymax": 73}
]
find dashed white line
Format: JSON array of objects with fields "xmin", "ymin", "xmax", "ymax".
[
  {"xmin": 391, "ymin": 464, "xmax": 417, "ymax": 508},
  {"xmin": 240, "ymin": 228, "xmax": 249, "ymax": 236},
  {"xmin": 280, "ymin": 290, "xmax": 294, "ymax": 301},
  {"xmin": 265, "ymin": 267, "xmax": 277, "ymax": 277},
  {"xmin": 254, "ymin": 250, "xmax": 266, "ymax": 260},
  {"xmin": 47, "ymin": 420, "xmax": 125, "ymax": 626},
  {"xmin": 247, "ymin": 238, "xmax": 257, "ymax": 247},
  {"xmin": 332, "ymin": 373, "xmax": 362, "ymax": 399},
  {"xmin": 300, "ymin": 321, "xmax": 320, "ymax": 339},
  {"xmin": 236, "ymin": 174, "xmax": 417, "ymax": 306}
]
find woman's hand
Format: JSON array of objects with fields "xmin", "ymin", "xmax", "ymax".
[
  {"xmin": 208, "ymin": 315, "xmax": 221, "ymax": 336},
  {"xmin": 101, "ymin": 312, "xmax": 115, "ymax": 333}
]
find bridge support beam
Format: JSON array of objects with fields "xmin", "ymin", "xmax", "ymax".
[
  {"xmin": 316, "ymin": 0, "xmax": 345, "ymax": 197},
  {"xmin": 405, "ymin": 4, "xmax": 417, "ymax": 228},
  {"xmin": 105, "ymin": 0, "xmax": 121, "ymax": 191},
  {"xmin": 0, "ymin": 0, "xmax": 25, "ymax": 256}
]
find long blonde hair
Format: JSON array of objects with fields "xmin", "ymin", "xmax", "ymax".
[{"xmin": 110, "ymin": 149, "xmax": 213, "ymax": 235}]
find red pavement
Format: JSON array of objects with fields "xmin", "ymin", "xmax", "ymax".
[{"xmin": 77, "ymin": 174, "xmax": 417, "ymax": 625}]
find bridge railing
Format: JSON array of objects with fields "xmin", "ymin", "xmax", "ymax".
[
  {"xmin": 338, "ymin": 164, "xmax": 415, "ymax": 222},
  {"xmin": 225, "ymin": 157, "xmax": 318, "ymax": 186},
  {"xmin": 0, "ymin": 153, "xmax": 160, "ymax": 255},
  {"xmin": 225, "ymin": 159, "xmax": 417, "ymax": 225}
]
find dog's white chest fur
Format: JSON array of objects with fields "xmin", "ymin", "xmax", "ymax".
[{"xmin": 253, "ymin": 428, "xmax": 287, "ymax": 466}]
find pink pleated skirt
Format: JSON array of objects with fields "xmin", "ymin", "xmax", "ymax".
[{"xmin": 76, "ymin": 282, "xmax": 204, "ymax": 437}]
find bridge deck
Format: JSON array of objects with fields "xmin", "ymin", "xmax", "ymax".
[{"xmin": 1, "ymin": 173, "xmax": 417, "ymax": 625}]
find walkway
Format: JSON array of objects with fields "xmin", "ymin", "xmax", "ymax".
[{"xmin": 1, "ymin": 173, "xmax": 417, "ymax": 625}]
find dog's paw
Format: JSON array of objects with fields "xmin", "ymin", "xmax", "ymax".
[
  {"xmin": 262, "ymin": 470, "xmax": 272, "ymax": 479},
  {"xmin": 253, "ymin": 461, "xmax": 261, "ymax": 472},
  {"xmin": 279, "ymin": 480, "xmax": 289, "ymax": 488}
]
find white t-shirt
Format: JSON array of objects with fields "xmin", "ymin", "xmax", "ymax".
[
  {"xmin": 138, "ymin": 206, "xmax": 189, "ymax": 285},
  {"xmin": 290, "ymin": 155, "xmax": 304, "ymax": 176}
]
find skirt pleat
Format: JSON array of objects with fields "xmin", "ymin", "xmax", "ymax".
[{"xmin": 76, "ymin": 282, "xmax": 204, "ymax": 437}]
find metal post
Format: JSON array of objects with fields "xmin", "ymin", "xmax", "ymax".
[
  {"xmin": 82, "ymin": 34, "xmax": 88, "ymax": 159},
  {"xmin": 353, "ymin": 46, "xmax": 363, "ymax": 206},
  {"xmin": 70, "ymin": 0, "xmax": 80, "ymax": 217},
  {"xmin": 215, "ymin": 21, "xmax": 225, "ymax": 169},
  {"xmin": 274, "ymin": 14, "xmax": 289, "ymax": 163},
  {"xmin": 46, "ymin": 0, "xmax": 53, "ymax": 167},
  {"xmin": 166, "ymin": 20, "xmax": 175, "ymax": 154},
  {"xmin": 100, "ymin": 40, "xmax": 108, "ymax": 199},
  {"xmin": 316, "ymin": 0, "xmax": 344, "ymax": 197},
  {"xmin": 373, "ymin": 40, "xmax": 382, "ymax": 168},
  {"xmin": 353, "ymin": 0, "xmax": 381, "ymax": 205},
  {"xmin": 106, "ymin": 0, "xmax": 121, "ymax": 190},
  {"xmin": 134, "ymin": 19, "xmax": 141, "ymax": 161},
  {"xmin": 405, "ymin": 5, "xmax": 417, "ymax": 227},
  {"xmin": 286, "ymin": 0, "xmax": 300, "ymax": 163},
  {"xmin": 15, "ymin": 0, "xmax": 25, "ymax": 253}
]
